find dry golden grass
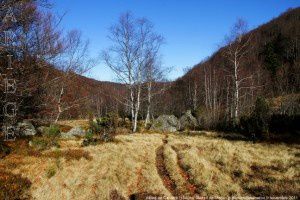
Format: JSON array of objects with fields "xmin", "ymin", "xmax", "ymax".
[
  {"xmin": 2, "ymin": 134, "xmax": 171, "ymax": 199},
  {"xmin": 167, "ymin": 133, "xmax": 300, "ymax": 196},
  {"xmin": 0, "ymin": 132, "xmax": 299, "ymax": 199},
  {"xmin": 43, "ymin": 149, "xmax": 92, "ymax": 161},
  {"xmin": 57, "ymin": 119, "xmax": 89, "ymax": 129}
]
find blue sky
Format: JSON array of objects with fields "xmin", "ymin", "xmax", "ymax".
[{"xmin": 51, "ymin": 0, "xmax": 300, "ymax": 82}]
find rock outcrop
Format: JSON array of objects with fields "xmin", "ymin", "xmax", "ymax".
[
  {"xmin": 178, "ymin": 110, "xmax": 198, "ymax": 131},
  {"xmin": 61, "ymin": 126, "xmax": 86, "ymax": 138},
  {"xmin": 150, "ymin": 115, "xmax": 179, "ymax": 132},
  {"xmin": 17, "ymin": 120, "xmax": 37, "ymax": 136}
]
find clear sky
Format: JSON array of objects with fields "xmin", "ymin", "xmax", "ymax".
[{"xmin": 51, "ymin": 0, "xmax": 300, "ymax": 82}]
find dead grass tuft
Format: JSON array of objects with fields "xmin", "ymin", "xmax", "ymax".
[
  {"xmin": 57, "ymin": 124, "xmax": 73, "ymax": 133},
  {"xmin": 46, "ymin": 166, "xmax": 57, "ymax": 179},
  {"xmin": 44, "ymin": 149, "xmax": 92, "ymax": 161},
  {"xmin": 0, "ymin": 170, "xmax": 31, "ymax": 200}
]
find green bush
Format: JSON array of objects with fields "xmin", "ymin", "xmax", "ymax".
[
  {"xmin": 97, "ymin": 117, "xmax": 110, "ymax": 127},
  {"xmin": 45, "ymin": 125, "xmax": 61, "ymax": 138},
  {"xmin": 85, "ymin": 129, "xmax": 94, "ymax": 140},
  {"xmin": 89, "ymin": 121, "xmax": 101, "ymax": 134},
  {"xmin": 96, "ymin": 112, "xmax": 119, "ymax": 128},
  {"xmin": 31, "ymin": 125, "xmax": 61, "ymax": 150},
  {"xmin": 83, "ymin": 112, "xmax": 118, "ymax": 146}
]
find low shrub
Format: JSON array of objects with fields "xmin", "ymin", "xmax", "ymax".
[
  {"xmin": 85, "ymin": 129, "xmax": 94, "ymax": 140},
  {"xmin": 89, "ymin": 121, "xmax": 101, "ymax": 134},
  {"xmin": 81, "ymin": 138, "xmax": 98, "ymax": 146},
  {"xmin": 239, "ymin": 97, "xmax": 300, "ymax": 140},
  {"xmin": 81, "ymin": 129, "xmax": 97, "ymax": 146},
  {"xmin": 31, "ymin": 136, "xmax": 60, "ymax": 150},
  {"xmin": 82, "ymin": 130, "xmax": 116, "ymax": 146},
  {"xmin": 240, "ymin": 117, "xmax": 271, "ymax": 140},
  {"xmin": 45, "ymin": 125, "xmax": 61, "ymax": 138},
  {"xmin": 83, "ymin": 113, "xmax": 118, "ymax": 146},
  {"xmin": 30, "ymin": 124, "xmax": 61, "ymax": 150}
]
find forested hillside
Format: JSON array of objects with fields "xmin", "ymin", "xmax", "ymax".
[
  {"xmin": 159, "ymin": 7, "xmax": 300, "ymax": 130},
  {"xmin": 37, "ymin": 7, "xmax": 300, "ymax": 129}
]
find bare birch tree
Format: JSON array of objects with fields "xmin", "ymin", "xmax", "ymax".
[
  {"xmin": 102, "ymin": 12, "xmax": 163, "ymax": 132},
  {"xmin": 223, "ymin": 19, "xmax": 252, "ymax": 121},
  {"xmin": 143, "ymin": 52, "xmax": 168, "ymax": 127},
  {"xmin": 51, "ymin": 30, "xmax": 95, "ymax": 122}
]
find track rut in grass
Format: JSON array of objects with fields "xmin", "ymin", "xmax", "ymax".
[
  {"xmin": 155, "ymin": 144, "xmax": 178, "ymax": 196},
  {"xmin": 171, "ymin": 145, "xmax": 203, "ymax": 195},
  {"xmin": 155, "ymin": 135, "xmax": 200, "ymax": 198}
]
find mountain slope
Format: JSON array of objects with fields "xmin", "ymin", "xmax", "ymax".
[{"xmin": 162, "ymin": 7, "xmax": 300, "ymax": 118}]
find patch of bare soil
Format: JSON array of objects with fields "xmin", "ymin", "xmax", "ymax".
[
  {"xmin": 155, "ymin": 145, "xmax": 177, "ymax": 196},
  {"xmin": 109, "ymin": 189, "xmax": 126, "ymax": 200}
]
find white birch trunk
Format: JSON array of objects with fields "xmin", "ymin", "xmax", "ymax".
[
  {"xmin": 234, "ymin": 52, "xmax": 239, "ymax": 120},
  {"xmin": 55, "ymin": 86, "xmax": 64, "ymax": 123},
  {"xmin": 145, "ymin": 81, "xmax": 152, "ymax": 127}
]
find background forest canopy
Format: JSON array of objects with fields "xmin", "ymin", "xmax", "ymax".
[{"xmin": 0, "ymin": 0, "xmax": 299, "ymax": 136}]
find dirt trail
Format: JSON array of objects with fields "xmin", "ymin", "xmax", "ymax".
[
  {"xmin": 155, "ymin": 134, "xmax": 200, "ymax": 198},
  {"xmin": 155, "ymin": 137, "xmax": 178, "ymax": 196}
]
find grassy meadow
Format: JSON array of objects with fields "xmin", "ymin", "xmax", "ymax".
[{"xmin": 1, "ymin": 121, "xmax": 299, "ymax": 199}]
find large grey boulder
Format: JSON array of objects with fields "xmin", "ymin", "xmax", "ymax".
[
  {"xmin": 178, "ymin": 110, "xmax": 198, "ymax": 131},
  {"xmin": 17, "ymin": 120, "xmax": 37, "ymax": 136},
  {"xmin": 150, "ymin": 115, "xmax": 179, "ymax": 132},
  {"xmin": 61, "ymin": 126, "xmax": 86, "ymax": 138}
]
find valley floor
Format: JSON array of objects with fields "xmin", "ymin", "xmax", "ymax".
[{"xmin": 1, "ymin": 132, "xmax": 299, "ymax": 199}]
